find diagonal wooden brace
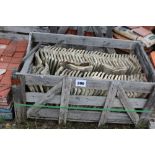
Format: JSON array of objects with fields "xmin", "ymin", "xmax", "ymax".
[
  {"xmin": 98, "ymin": 81, "xmax": 119, "ymax": 127},
  {"xmin": 59, "ymin": 77, "xmax": 72, "ymax": 125},
  {"xmin": 27, "ymin": 80, "xmax": 63, "ymax": 117},
  {"xmin": 137, "ymin": 86, "xmax": 155, "ymax": 126},
  {"xmin": 117, "ymin": 85, "xmax": 139, "ymax": 125}
]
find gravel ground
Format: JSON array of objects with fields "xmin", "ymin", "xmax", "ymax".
[{"xmin": 0, "ymin": 119, "xmax": 145, "ymax": 129}]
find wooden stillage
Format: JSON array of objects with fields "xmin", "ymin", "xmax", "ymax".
[{"xmin": 12, "ymin": 32, "xmax": 155, "ymax": 127}]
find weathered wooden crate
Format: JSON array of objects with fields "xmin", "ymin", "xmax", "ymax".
[{"xmin": 13, "ymin": 32, "xmax": 155, "ymax": 127}]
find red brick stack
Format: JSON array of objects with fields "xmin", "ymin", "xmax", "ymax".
[{"xmin": 0, "ymin": 38, "xmax": 28, "ymax": 120}]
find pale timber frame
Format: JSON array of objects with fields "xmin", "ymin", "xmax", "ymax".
[{"xmin": 13, "ymin": 32, "xmax": 155, "ymax": 127}]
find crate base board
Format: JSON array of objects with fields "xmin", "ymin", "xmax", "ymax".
[{"xmin": 28, "ymin": 109, "xmax": 133, "ymax": 124}]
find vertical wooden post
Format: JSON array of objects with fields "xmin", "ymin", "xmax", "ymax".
[
  {"xmin": 12, "ymin": 74, "xmax": 27, "ymax": 123},
  {"xmin": 57, "ymin": 26, "xmax": 69, "ymax": 34},
  {"xmin": 92, "ymin": 26, "xmax": 103, "ymax": 37},
  {"xmin": 59, "ymin": 77, "xmax": 72, "ymax": 125},
  {"xmin": 98, "ymin": 81, "xmax": 119, "ymax": 127},
  {"xmin": 77, "ymin": 27, "xmax": 84, "ymax": 36},
  {"xmin": 105, "ymin": 26, "xmax": 114, "ymax": 38},
  {"xmin": 48, "ymin": 26, "xmax": 58, "ymax": 33}
]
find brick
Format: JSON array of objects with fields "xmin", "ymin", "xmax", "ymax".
[
  {"xmin": 150, "ymin": 51, "xmax": 155, "ymax": 68},
  {"xmin": 16, "ymin": 40, "xmax": 28, "ymax": 47},
  {"xmin": 7, "ymin": 63, "xmax": 20, "ymax": 71},
  {"xmin": 0, "ymin": 75, "xmax": 3, "ymax": 81},
  {"xmin": 1, "ymin": 78, "xmax": 11, "ymax": 86},
  {"xmin": 0, "ymin": 49, "xmax": 4, "ymax": 55},
  {"xmin": 132, "ymin": 27, "xmax": 152, "ymax": 37},
  {"xmin": 0, "ymin": 39, "xmax": 11, "ymax": 45},
  {"xmin": 13, "ymin": 52, "xmax": 25, "ymax": 58},
  {"xmin": 0, "ymin": 63, "xmax": 9, "ymax": 69},
  {"xmin": 3, "ymin": 41, "xmax": 17, "ymax": 56},
  {"xmin": 2, "ymin": 70, "xmax": 12, "ymax": 78},
  {"xmin": 84, "ymin": 31, "xmax": 95, "ymax": 36},
  {"xmin": 0, "ymin": 56, "xmax": 12, "ymax": 63},
  {"xmin": 0, "ymin": 85, "xmax": 11, "ymax": 98},
  {"xmin": 16, "ymin": 46, "xmax": 27, "ymax": 52},
  {"xmin": 143, "ymin": 26, "xmax": 155, "ymax": 31},
  {"xmin": 10, "ymin": 57, "xmax": 23, "ymax": 64}
]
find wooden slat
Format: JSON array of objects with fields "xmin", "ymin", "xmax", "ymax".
[
  {"xmin": 27, "ymin": 80, "xmax": 62, "ymax": 116},
  {"xmin": 49, "ymin": 26, "xmax": 58, "ymax": 33},
  {"xmin": 25, "ymin": 33, "xmax": 32, "ymax": 55},
  {"xmin": 26, "ymin": 92, "xmax": 147, "ymax": 108},
  {"xmin": 117, "ymin": 85, "xmax": 139, "ymax": 125},
  {"xmin": 57, "ymin": 27, "xmax": 68, "ymax": 34},
  {"xmin": 136, "ymin": 44, "xmax": 155, "ymax": 82},
  {"xmin": 27, "ymin": 80, "xmax": 62, "ymax": 117},
  {"xmin": 32, "ymin": 32, "xmax": 138, "ymax": 50},
  {"xmin": 59, "ymin": 77, "xmax": 72, "ymax": 124},
  {"xmin": 21, "ymin": 73, "xmax": 154, "ymax": 93},
  {"xmin": 138, "ymin": 86, "xmax": 155, "ymax": 125},
  {"xmin": 77, "ymin": 27, "xmax": 84, "ymax": 36},
  {"xmin": 98, "ymin": 81, "xmax": 118, "ymax": 126},
  {"xmin": 12, "ymin": 76, "xmax": 27, "ymax": 123},
  {"xmin": 105, "ymin": 26, "xmax": 114, "ymax": 38},
  {"xmin": 0, "ymin": 26, "xmax": 49, "ymax": 33},
  {"xmin": 0, "ymin": 32, "xmax": 28, "ymax": 40},
  {"xmin": 23, "ymin": 42, "xmax": 42, "ymax": 62},
  {"xmin": 20, "ymin": 42, "xmax": 42, "ymax": 74},
  {"xmin": 28, "ymin": 109, "xmax": 133, "ymax": 124},
  {"xmin": 92, "ymin": 26, "xmax": 103, "ymax": 37}
]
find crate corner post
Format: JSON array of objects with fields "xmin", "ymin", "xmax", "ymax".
[{"xmin": 12, "ymin": 73, "xmax": 27, "ymax": 123}]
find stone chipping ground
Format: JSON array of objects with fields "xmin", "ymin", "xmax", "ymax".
[{"xmin": 0, "ymin": 119, "xmax": 148, "ymax": 129}]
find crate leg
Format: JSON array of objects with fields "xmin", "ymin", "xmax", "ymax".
[
  {"xmin": 59, "ymin": 77, "xmax": 72, "ymax": 125},
  {"xmin": 137, "ymin": 86, "xmax": 155, "ymax": 127},
  {"xmin": 12, "ymin": 85, "xmax": 26, "ymax": 123},
  {"xmin": 12, "ymin": 75, "xmax": 27, "ymax": 123}
]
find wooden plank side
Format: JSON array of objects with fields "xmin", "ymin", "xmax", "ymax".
[
  {"xmin": 27, "ymin": 80, "xmax": 63, "ymax": 117},
  {"xmin": 25, "ymin": 33, "xmax": 32, "ymax": 56},
  {"xmin": 117, "ymin": 85, "xmax": 139, "ymax": 125},
  {"xmin": 20, "ymin": 42, "xmax": 42, "ymax": 74},
  {"xmin": 23, "ymin": 42, "xmax": 42, "ymax": 62},
  {"xmin": 98, "ymin": 81, "xmax": 118, "ymax": 126},
  {"xmin": 138, "ymin": 86, "xmax": 155, "ymax": 125},
  {"xmin": 57, "ymin": 27, "xmax": 68, "ymax": 34},
  {"xmin": 26, "ymin": 92, "xmax": 147, "ymax": 108},
  {"xmin": 0, "ymin": 32, "xmax": 28, "ymax": 40},
  {"xmin": 92, "ymin": 26, "xmax": 103, "ymax": 37},
  {"xmin": 59, "ymin": 77, "xmax": 72, "ymax": 125},
  {"xmin": 32, "ymin": 32, "xmax": 137, "ymax": 50},
  {"xmin": 28, "ymin": 109, "xmax": 132, "ymax": 124},
  {"xmin": 135, "ymin": 43, "xmax": 155, "ymax": 82},
  {"xmin": 22, "ymin": 74, "xmax": 154, "ymax": 93},
  {"xmin": 0, "ymin": 26, "xmax": 49, "ymax": 33},
  {"xmin": 12, "ymin": 77, "xmax": 27, "ymax": 123},
  {"xmin": 105, "ymin": 26, "xmax": 114, "ymax": 38},
  {"xmin": 77, "ymin": 27, "xmax": 84, "ymax": 36}
]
